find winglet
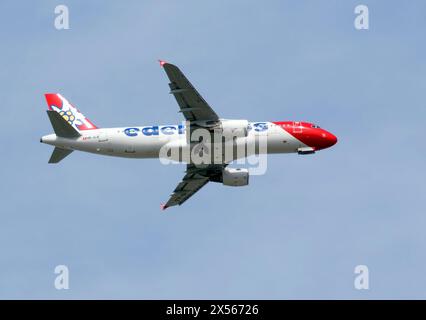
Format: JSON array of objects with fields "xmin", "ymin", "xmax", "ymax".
[
  {"xmin": 160, "ymin": 203, "xmax": 168, "ymax": 211},
  {"xmin": 158, "ymin": 59, "xmax": 167, "ymax": 67}
]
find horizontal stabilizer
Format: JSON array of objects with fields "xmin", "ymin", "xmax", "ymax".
[
  {"xmin": 46, "ymin": 110, "xmax": 81, "ymax": 138},
  {"xmin": 49, "ymin": 147, "xmax": 73, "ymax": 164}
]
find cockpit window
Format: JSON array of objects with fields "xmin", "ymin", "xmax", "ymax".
[{"xmin": 311, "ymin": 124, "xmax": 320, "ymax": 128}]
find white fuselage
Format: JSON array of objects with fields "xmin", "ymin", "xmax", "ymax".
[{"xmin": 41, "ymin": 122, "xmax": 308, "ymax": 162}]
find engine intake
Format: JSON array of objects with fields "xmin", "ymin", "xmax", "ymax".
[{"xmin": 222, "ymin": 167, "xmax": 249, "ymax": 186}]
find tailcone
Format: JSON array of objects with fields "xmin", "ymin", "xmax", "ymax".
[{"xmin": 40, "ymin": 134, "xmax": 57, "ymax": 145}]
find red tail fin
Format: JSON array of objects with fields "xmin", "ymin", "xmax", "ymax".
[{"xmin": 44, "ymin": 93, "xmax": 98, "ymax": 131}]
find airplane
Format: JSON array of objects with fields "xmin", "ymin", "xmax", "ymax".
[{"xmin": 40, "ymin": 61, "xmax": 338, "ymax": 209}]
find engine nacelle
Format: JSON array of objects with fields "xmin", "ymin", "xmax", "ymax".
[
  {"xmin": 219, "ymin": 119, "xmax": 249, "ymax": 139},
  {"xmin": 222, "ymin": 167, "xmax": 249, "ymax": 186}
]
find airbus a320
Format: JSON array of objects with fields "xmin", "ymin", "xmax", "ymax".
[{"xmin": 40, "ymin": 61, "xmax": 338, "ymax": 209}]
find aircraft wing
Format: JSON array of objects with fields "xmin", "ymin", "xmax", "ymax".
[
  {"xmin": 160, "ymin": 61, "xmax": 220, "ymax": 122},
  {"xmin": 162, "ymin": 164, "xmax": 225, "ymax": 210}
]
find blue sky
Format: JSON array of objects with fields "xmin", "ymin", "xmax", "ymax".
[{"xmin": 0, "ymin": 0, "xmax": 425, "ymax": 299}]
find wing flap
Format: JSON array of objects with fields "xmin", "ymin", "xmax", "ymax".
[
  {"xmin": 163, "ymin": 174, "xmax": 209, "ymax": 209},
  {"xmin": 161, "ymin": 61, "xmax": 219, "ymax": 122},
  {"xmin": 162, "ymin": 164, "xmax": 227, "ymax": 210}
]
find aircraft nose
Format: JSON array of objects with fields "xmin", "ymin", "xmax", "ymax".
[{"xmin": 324, "ymin": 131, "xmax": 338, "ymax": 148}]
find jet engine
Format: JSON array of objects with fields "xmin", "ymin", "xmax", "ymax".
[{"xmin": 222, "ymin": 167, "xmax": 249, "ymax": 186}]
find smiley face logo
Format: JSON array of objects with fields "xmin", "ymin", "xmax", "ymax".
[{"xmin": 59, "ymin": 110, "xmax": 75, "ymax": 125}]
